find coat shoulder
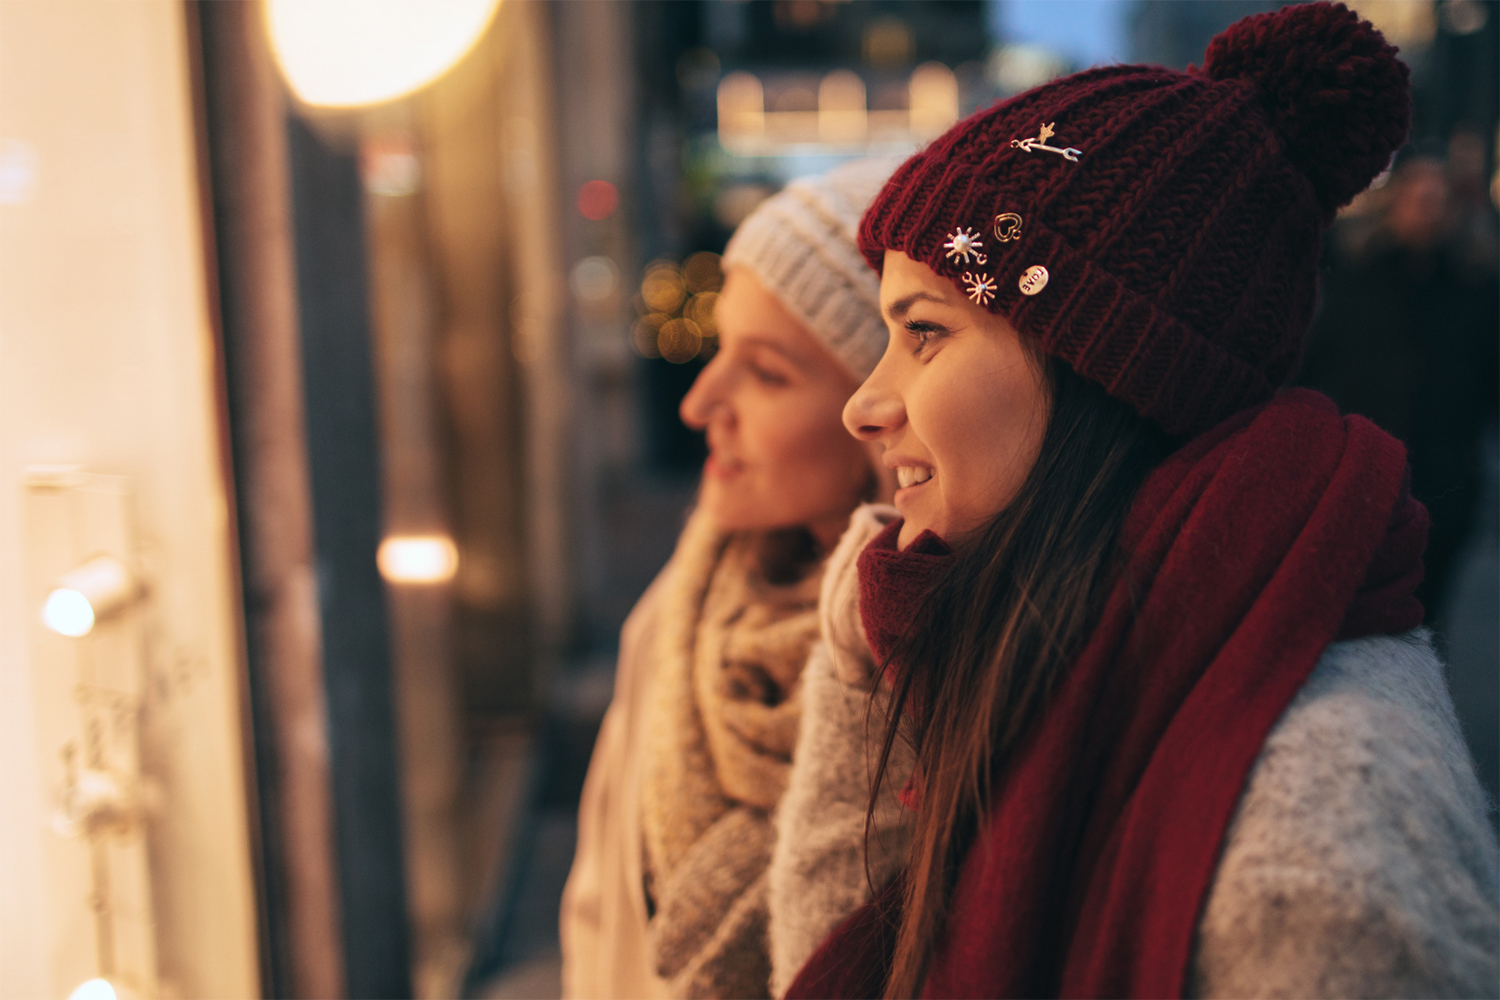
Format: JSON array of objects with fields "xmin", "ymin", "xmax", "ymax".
[{"xmin": 1191, "ymin": 631, "xmax": 1500, "ymax": 999}]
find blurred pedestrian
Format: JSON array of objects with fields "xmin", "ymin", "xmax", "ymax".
[
  {"xmin": 1300, "ymin": 152, "xmax": 1500, "ymax": 614},
  {"xmin": 780, "ymin": 6, "xmax": 1498, "ymax": 998},
  {"xmin": 560, "ymin": 158, "xmax": 908, "ymax": 1000}
]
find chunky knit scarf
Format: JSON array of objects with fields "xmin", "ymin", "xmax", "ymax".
[
  {"xmin": 788, "ymin": 390, "xmax": 1428, "ymax": 999},
  {"xmin": 642, "ymin": 509, "xmax": 822, "ymax": 999}
]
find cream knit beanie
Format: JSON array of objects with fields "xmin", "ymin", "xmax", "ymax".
[{"xmin": 721, "ymin": 157, "xmax": 900, "ymax": 379}]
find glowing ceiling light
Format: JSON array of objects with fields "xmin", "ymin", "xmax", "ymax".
[
  {"xmin": 265, "ymin": 0, "xmax": 502, "ymax": 109},
  {"xmin": 378, "ymin": 535, "xmax": 459, "ymax": 584}
]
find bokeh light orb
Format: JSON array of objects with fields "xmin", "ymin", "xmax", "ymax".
[
  {"xmin": 577, "ymin": 180, "xmax": 619, "ymax": 221},
  {"xmin": 377, "ymin": 535, "xmax": 459, "ymax": 585},
  {"xmin": 67, "ymin": 979, "xmax": 118, "ymax": 1000},
  {"xmin": 42, "ymin": 588, "xmax": 95, "ymax": 638},
  {"xmin": 266, "ymin": 0, "xmax": 502, "ymax": 109}
]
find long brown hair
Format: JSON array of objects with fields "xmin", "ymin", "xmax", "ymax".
[{"xmin": 869, "ymin": 359, "xmax": 1177, "ymax": 998}]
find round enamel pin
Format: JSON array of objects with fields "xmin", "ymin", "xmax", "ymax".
[{"xmin": 1018, "ymin": 265, "xmax": 1049, "ymax": 296}]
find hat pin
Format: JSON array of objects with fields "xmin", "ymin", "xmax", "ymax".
[{"xmin": 1011, "ymin": 122, "xmax": 1083, "ymax": 162}]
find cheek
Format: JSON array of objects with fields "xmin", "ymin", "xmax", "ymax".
[
  {"xmin": 753, "ymin": 399, "xmax": 858, "ymax": 484},
  {"xmin": 733, "ymin": 392, "xmax": 865, "ymax": 517},
  {"xmin": 912, "ymin": 355, "xmax": 1044, "ymax": 527}
]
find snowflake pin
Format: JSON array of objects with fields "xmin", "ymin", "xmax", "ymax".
[
  {"xmin": 963, "ymin": 271, "xmax": 997, "ymax": 306},
  {"xmin": 944, "ymin": 226, "xmax": 986, "ymax": 265}
]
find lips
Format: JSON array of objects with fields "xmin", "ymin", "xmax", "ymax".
[{"xmin": 705, "ymin": 452, "xmax": 744, "ymax": 479}]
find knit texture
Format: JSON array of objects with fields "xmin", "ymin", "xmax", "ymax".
[
  {"xmin": 641, "ymin": 510, "xmax": 822, "ymax": 999},
  {"xmin": 858, "ymin": 2, "xmax": 1410, "ymax": 438},
  {"xmin": 769, "ymin": 505, "xmax": 915, "ymax": 996},
  {"xmin": 724, "ymin": 157, "xmax": 900, "ymax": 379},
  {"xmin": 1190, "ymin": 631, "xmax": 1499, "ymax": 999},
  {"xmin": 768, "ymin": 642, "xmax": 916, "ymax": 999},
  {"xmin": 771, "ymin": 581, "xmax": 1500, "ymax": 998},
  {"xmin": 788, "ymin": 390, "xmax": 1430, "ymax": 999}
]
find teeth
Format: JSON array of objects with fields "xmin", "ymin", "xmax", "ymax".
[{"xmin": 896, "ymin": 466, "xmax": 932, "ymax": 489}]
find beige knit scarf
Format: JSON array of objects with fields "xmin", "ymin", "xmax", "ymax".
[{"xmin": 642, "ymin": 509, "xmax": 823, "ymax": 999}]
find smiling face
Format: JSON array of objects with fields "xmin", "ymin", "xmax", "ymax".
[
  {"xmin": 680, "ymin": 268, "xmax": 876, "ymax": 551},
  {"xmin": 844, "ymin": 251, "xmax": 1051, "ymax": 549}
]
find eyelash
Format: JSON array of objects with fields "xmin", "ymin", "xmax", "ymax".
[{"xmin": 905, "ymin": 319, "xmax": 945, "ymax": 355}]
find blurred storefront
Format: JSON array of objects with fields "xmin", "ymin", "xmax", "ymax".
[
  {"xmin": 0, "ymin": 4, "xmax": 262, "ymax": 998},
  {"xmin": 0, "ymin": 2, "xmax": 1494, "ymax": 1000}
]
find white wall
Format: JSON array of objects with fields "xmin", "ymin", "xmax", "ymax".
[{"xmin": 0, "ymin": 2, "xmax": 259, "ymax": 997}]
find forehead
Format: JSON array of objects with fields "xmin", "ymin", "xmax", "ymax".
[
  {"xmin": 717, "ymin": 268, "xmax": 817, "ymax": 357},
  {"xmin": 879, "ymin": 250, "xmax": 961, "ymax": 311}
]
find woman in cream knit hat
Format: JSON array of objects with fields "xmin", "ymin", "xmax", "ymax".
[{"xmin": 559, "ymin": 157, "xmax": 908, "ymax": 1000}]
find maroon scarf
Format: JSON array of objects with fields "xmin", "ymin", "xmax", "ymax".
[{"xmin": 786, "ymin": 390, "xmax": 1427, "ymax": 999}]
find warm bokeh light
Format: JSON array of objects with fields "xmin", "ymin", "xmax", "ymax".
[
  {"xmin": 641, "ymin": 261, "xmax": 687, "ymax": 313},
  {"xmin": 265, "ymin": 0, "xmax": 502, "ymax": 108},
  {"xmin": 67, "ymin": 979, "xmax": 119, "ymax": 1000},
  {"xmin": 377, "ymin": 535, "xmax": 459, "ymax": 584},
  {"xmin": 909, "ymin": 62, "xmax": 959, "ymax": 139},
  {"xmin": 819, "ymin": 70, "xmax": 868, "ymax": 143},
  {"xmin": 684, "ymin": 292, "xmax": 719, "ymax": 337},
  {"xmin": 718, "ymin": 72, "xmax": 766, "ymax": 139},
  {"xmin": 718, "ymin": 64, "xmax": 957, "ymax": 155},
  {"xmin": 42, "ymin": 589, "xmax": 95, "ymax": 638},
  {"xmin": 633, "ymin": 314, "xmax": 667, "ymax": 359},
  {"xmin": 682, "ymin": 251, "xmax": 724, "ymax": 294},
  {"xmin": 658, "ymin": 318, "xmax": 702, "ymax": 364},
  {"xmin": 41, "ymin": 555, "xmax": 137, "ymax": 638},
  {"xmin": 633, "ymin": 257, "xmax": 721, "ymax": 361}
]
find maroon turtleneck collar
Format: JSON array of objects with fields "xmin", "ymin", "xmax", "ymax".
[{"xmin": 856, "ymin": 519, "xmax": 953, "ymax": 670}]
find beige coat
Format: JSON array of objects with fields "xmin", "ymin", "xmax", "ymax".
[{"xmin": 560, "ymin": 565, "xmax": 674, "ymax": 1000}]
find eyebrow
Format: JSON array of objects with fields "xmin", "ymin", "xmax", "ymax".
[
  {"xmin": 735, "ymin": 334, "xmax": 805, "ymax": 366},
  {"xmin": 884, "ymin": 291, "xmax": 949, "ymax": 320}
]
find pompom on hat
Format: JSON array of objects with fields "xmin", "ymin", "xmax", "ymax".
[{"xmin": 859, "ymin": 2, "xmax": 1410, "ymax": 438}]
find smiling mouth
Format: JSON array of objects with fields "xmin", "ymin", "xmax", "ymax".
[{"xmin": 895, "ymin": 466, "xmax": 933, "ymax": 489}]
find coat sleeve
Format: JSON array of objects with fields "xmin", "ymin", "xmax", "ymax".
[
  {"xmin": 560, "ymin": 575, "xmax": 672, "ymax": 1000},
  {"xmin": 1190, "ymin": 630, "xmax": 1500, "ymax": 999},
  {"xmin": 767, "ymin": 642, "xmax": 915, "ymax": 998}
]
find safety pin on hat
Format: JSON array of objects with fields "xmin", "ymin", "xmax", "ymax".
[{"xmin": 1010, "ymin": 122, "xmax": 1083, "ymax": 162}]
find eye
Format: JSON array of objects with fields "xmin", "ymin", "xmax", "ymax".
[
  {"xmin": 905, "ymin": 319, "xmax": 947, "ymax": 356},
  {"xmin": 748, "ymin": 359, "xmax": 789, "ymax": 386}
]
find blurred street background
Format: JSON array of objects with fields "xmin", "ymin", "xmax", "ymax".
[{"xmin": 0, "ymin": 2, "xmax": 1494, "ymax": 999}]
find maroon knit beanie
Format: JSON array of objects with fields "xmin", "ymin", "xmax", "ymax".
[{"xmin": 859, "ymin": 2, "xmax": 1410, "ymax": 438}]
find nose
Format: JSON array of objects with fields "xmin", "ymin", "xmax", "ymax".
[
  {"xmin": 679, "ymin": 354, "xmax": 725, "ymax": 430},
  {"xmin": 843, "ymin": 350, "xmax": 904, "ymax": 441}
]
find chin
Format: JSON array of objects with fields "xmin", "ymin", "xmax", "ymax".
[
  {"xmin": 705, "ymin": 493, "xmax": 808, "ymax": 536},
  {"xmin": 896, "ymin": 518, "xmax": 925, "ymax": 548},
  {"xmin": 894, "ymin": 496, "xmax": 931, "ymax": 540},
  {"xmin": 701, "ymin": 491, "xmax": 762, "ymax": 531}
]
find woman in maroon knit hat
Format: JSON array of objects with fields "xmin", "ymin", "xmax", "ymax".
[{"xmin": 773, "ymin": 4, "xmax": 1498, "ymax": 998}]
